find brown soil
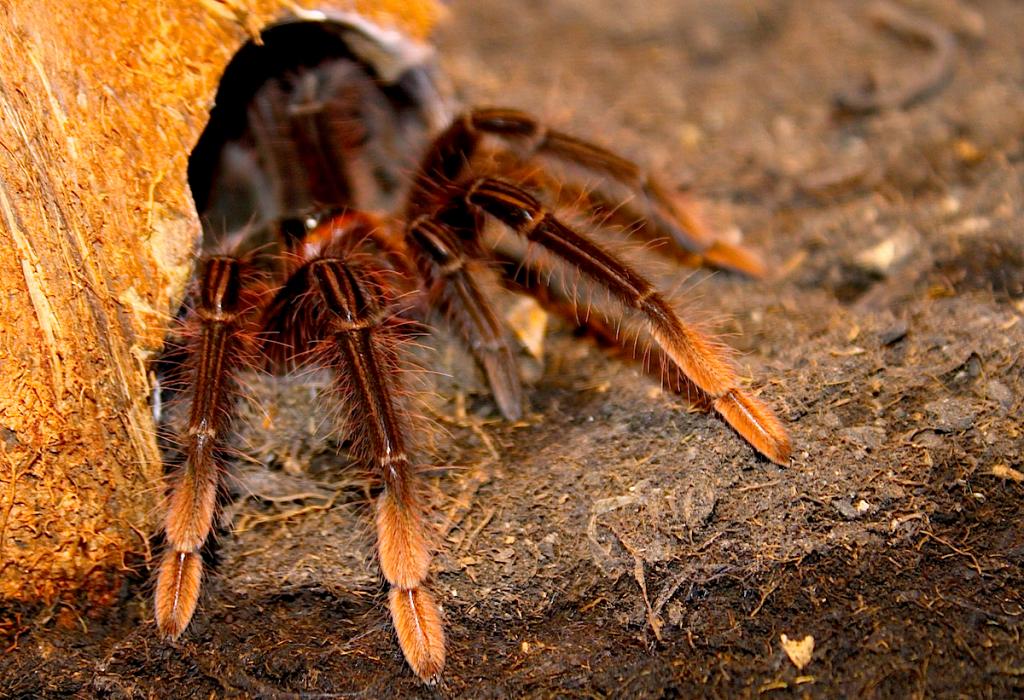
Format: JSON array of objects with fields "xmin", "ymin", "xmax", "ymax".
[{"xmin": 2, "ymin": 0, "xmax": 1022, "ymax": 697}]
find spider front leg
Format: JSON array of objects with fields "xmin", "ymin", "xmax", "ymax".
[
  {"xmin": 155, "ymin": 255, "xmax": 258, "ymax": 637},
  {"xmin": 270, "ymin": 241, "xmax": 445, "ymax": 682},
  {"xmin": 455, "ymin": 177, "xmax": 791, "ymax": 465}
]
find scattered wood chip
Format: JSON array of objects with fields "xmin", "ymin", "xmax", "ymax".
[
  {"xmin": 776, "ymin": 250, "xmax": 808, "ymax": 279},
  {"xmin": 990, "ymin": 464, "xmax": 1023, "ymax": 483},
  {"xmin": 879, "ymin": 321, "xmax": 908, "ymax": 345},
  {"xmin": 780, "ymin": 634, "xmax": 815, "ymax": 670},
  {"xmin": 758, "ymin": 679, "xmax": 789, "ymax": 693},
  {"xmin": 854, "ymin": 228, "xmax": 919, "ymax": 275}
]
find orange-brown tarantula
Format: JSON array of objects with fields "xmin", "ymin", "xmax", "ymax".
[{"xmin": 153, "ymin": 15, "xmax": 790, "ymax": 684}]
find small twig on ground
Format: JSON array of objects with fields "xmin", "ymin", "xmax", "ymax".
[
  {"xmin": 917, "ymin": 529, "xmax": 984, "ymax": 576},
  {"xmin": 453, "ymin": 506, "xmax": 497, "ymax": 555},
  {"xmin": 736, "ymin": 479, "xmax": 783, "ymax": 494},
  {"xmin": 425, "ymin": 397, "xmax": 502, "ymax": 461},
  {"xmin": 835, "ymin": 1, "xmax": 956, "ymax": 114},
  {"xmin": 234, "ymin": 491, "xmax": 340, "ymax": 534},
  {"xmin": 440, "ymin": 464, "xmax": 493, "ymax": 539},
  {"xmin": 631, "ymin": 555, "xmax": 664, "ymax": 642},
  {"xmin": 652, "ymin": 561, "xmax": 731, "ymax": 620},
  {"xmin": 750, "ymin": 578, "xmax": 781, "ymax": 618}
]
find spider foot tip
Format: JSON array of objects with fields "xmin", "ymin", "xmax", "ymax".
[
  {"xmin": 154, "ymin": 549, "xmax": 202, "ymax": 640},
  {"xmin": 389, "ymin": 586, "xmax": 446, "ymax": 684}
]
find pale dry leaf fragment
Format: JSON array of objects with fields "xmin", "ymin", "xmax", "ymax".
[
  {"xmin": 854, "ymin": 228, "xmax": 919, "ymax": 275},
  {"xmin": 780, "ymin": 633, "xmax": 814, "ymax": 670},
  {"xmin": 506, "ymin": 296, "xmax": 549, "ymax": 360}
]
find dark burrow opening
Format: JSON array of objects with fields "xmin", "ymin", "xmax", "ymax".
[{"xmin": 186, "ymin": 18, "xmax": 444, "ymax": 254}]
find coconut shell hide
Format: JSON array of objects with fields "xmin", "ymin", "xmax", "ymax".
[{"xmin": 0, "ymin": 0, "xmax": 442, "ymax": 605}]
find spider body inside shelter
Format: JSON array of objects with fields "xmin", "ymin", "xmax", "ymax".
[{"xmin": 154, "ymin": 16, "xmax": 790, "ymax": 684}]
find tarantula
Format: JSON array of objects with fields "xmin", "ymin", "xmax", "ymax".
[{"xmin": 154, "ymin": 16, "xmax": 790, "ymax": 684}]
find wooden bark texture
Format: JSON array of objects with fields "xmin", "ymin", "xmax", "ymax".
[{"xmin": 0, "ymin": 0, "xmax": 441, "ymax": 605}]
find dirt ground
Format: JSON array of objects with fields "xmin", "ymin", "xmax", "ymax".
[{"xmin": 3, "ymin": 0, "xmax": 1023, "ymax": 697}]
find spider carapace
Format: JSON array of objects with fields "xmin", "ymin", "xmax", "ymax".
[{"xmin": 155, "ymin": 15, "xmax": 790, "ymax": 683}]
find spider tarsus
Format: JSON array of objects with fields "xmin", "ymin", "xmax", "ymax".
[
  {"xmin": 480, "ymin": 348, "xmax": 524, "ymax": 421},
  {"xmin": 389, "ymin": 586, "xmax": 446, "ymax": 683},
  {"xmin": 714, "ymin": 389, "xmax": 792, "ymax": 466},
  {"xmin": 701, "ymin": 240, "xmax": 767, "ymax": 278},
  {"xmin": 154, "ymin": 549, "xmax": 203, "ymax": 639}
]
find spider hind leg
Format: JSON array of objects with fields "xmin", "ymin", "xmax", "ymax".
[
  {"xmin": 408, "ymin": 107, "xmax": 766, "ymax": 277},
  {"xmin": 457, "ymin": 176, "xmax": 791, "ymax": 464}
]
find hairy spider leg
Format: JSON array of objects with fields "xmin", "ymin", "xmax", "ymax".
[
  {"xmin": 398, "ymin": 107, "xmax": 772, "ymax": 420},
  {"xmin": 408, "ymin": 211, "xmax": 524, "ymax": 420},
  {"xmin": 498, "ymin": 165, "xmax": 719, "ymax": 271},
  {"xmin": 453, "ymin": 176, "xmax": 790, "ymax": 465},
  {"xmin": 489, "ymin": 247, "xmax": 715, "ymax": 411},
  {"xmin": 407, "ymin": 107, "xmax": 765, "ymax": 277},
  {"xmin": 270, "ymin": 236, "xmax": 445, "ymax": 683},
  {"xmin": 239, "ymin": 59, "xmax": 407, "ymax": 254},
  {"xmin": 247, "ymin": 64, "xmax": 363, "ymax": 227},
  {"xmin": 155, "ymin": 255, "xmax": 258, "ymax": 638}
]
